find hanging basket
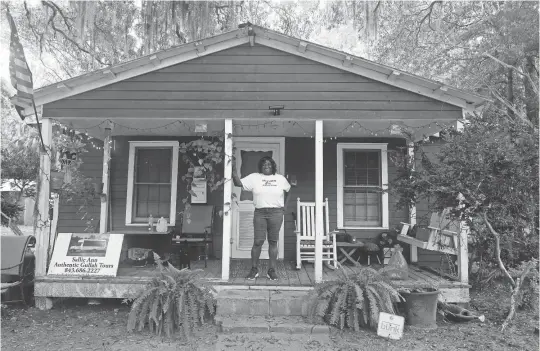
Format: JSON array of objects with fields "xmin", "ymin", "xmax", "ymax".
[{"xmin": 50, "ymin": 171, "xmax": 65, "ymax": 190}]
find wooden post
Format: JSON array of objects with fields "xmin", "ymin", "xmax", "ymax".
[
  {"xmin": 458, "ymin": 224, "xmax": 469, "ymax": 284},
  {"xmin": 221, "ymin": 119, "xmax": 233, "ymax": 281},
  {"xmin": 314, "ymin": 120, "xmax": 323, "ymax": 283},
  {"xmin": 35, "ymin": 118, "xmax": 53, "ymax": 277},
  {"xmin": 48, "ymin": 194, "xmax": 60, "ymax": 260},
  {"xmin": 99, "ymin": 122, "xmax": 112, "ymax": 233},
  {"xmin": 408, "ymin": 141, "xmax": 418, "ymax": 263}
]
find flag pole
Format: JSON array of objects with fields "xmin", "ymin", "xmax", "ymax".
[{"xmin": 31, "ymin": 98, "xmax": 47, "ymax": 154}]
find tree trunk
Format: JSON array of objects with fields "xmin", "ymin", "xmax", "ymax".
[
  {"xmin": 523, "ymin": 56, "xmax": 539, "ymax": 126},
  {"xmin": 506, "ymin": 68, "xmax": 515, "ymax": 118}
]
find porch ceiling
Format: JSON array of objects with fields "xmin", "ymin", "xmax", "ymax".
[{"xmin": 56, "ymin": 117, "xmax": 456, "ymax": 141}]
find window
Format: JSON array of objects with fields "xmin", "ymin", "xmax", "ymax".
[
  {"xmin": 126, "ymin": 141, "xmax": 179, "ymax": 226},
  {"xmin": 337, "ymin": 143, "xmax": 388, "ymax": 229}
]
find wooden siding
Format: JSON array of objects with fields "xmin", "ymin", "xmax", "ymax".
[
  {"xmin": 283, "ymin": 137, "xmax": 409, "ymax": 261},
  {"xmin": 413, "ymin": 141, "xmax": 452, "ymax": 271},
  {"xmin": 44, "ymin": 45, "xmax": 462, "ymax": 120},
  {"xmin": 57, "ymin": 147, "xmax": 103, "ymax": 233}
]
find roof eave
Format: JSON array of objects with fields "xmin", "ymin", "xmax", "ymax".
[{"xmin": 16, "ymin": 24, "xmax": 489, "ymax": 117}]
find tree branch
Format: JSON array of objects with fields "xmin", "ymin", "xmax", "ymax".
[
  {"xmin": 41, "ymin": 1, "xmax": 110, "ymax": 67},
  {"xmin": 482, "ymin": 212, "xmax": 515, "ymax": 289},
  {"xmin": 483, "ymin": 52, "xmax": 539, "ymax": 94}
]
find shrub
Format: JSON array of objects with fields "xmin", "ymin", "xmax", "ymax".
[
  {"xmin": 126, "ymin": 268, "xmax": 216, "ymax": 338},
  {"xmin": 309, "ymin": 266, "xmax": 403, "ymax": 330},
  {"xmin": 1, "ymin": 195, "xmax": 23, "ymax": 226}
]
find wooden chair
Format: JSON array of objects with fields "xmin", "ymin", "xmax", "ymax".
[
  {"xmin": 397, "ymin": 208, "xmax": 459, "ymax": 255},
  {"xmin": 172, "ymin": 205, "xmax": 215, "ymax": 268},
  {"xmin": 294, "ymin": 198, "xmax": 338, "ymax": 270},
  {"xmin": 1, "ymin": 235, "xmax": 36, "ymax": 306}
]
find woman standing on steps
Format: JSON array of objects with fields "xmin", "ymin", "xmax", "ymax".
[{"xmin": 231, "ymin": 155, "xmax": 294, "ymax": 281}]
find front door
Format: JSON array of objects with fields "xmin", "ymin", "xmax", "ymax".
[{"xmin": 231, "ymin": 137, "xmax": 285, "ymax": 259}]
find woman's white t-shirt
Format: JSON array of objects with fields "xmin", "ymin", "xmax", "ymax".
[{"xmin": 240, "ymin": 173, "xmax": 291, "ymax": 209}]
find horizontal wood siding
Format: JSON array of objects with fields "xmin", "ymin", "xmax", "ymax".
[
  {"xmin": 58, "ymin": 136, "xmax": 443, "ymax": 269},
  {"xmin": 109, "ymin": 136, "xmax": 224, "ymax": 257},
  {"xmin": 283, "ymin": 137, "xmax": 408, "ymax": 261},
  {"xmin": 57, "ymin": 147, "xmax": 103, "ymax": 233},
  {"xmin": 413, "ymin": 141, "xmax": 453, "ymax": 271},
  {"xmin": 44, "ymin": 45, "xmax": 461, "ymax": 120}
]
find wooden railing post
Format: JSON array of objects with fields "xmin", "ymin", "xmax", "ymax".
[
  {"xmin": 99, "ymin": 121, "xmax": 112, "ymax": 233},
  {"xmin": 315, "ymin": 120, "xmax": 324, "ymax": 283},
  {"xmin": 221, "ymin": 119, "xmax": 233, "ymax": 280},
  {"xmin": 408, "ymin": 141, "xmax": 418, "ymax": 263},
  {"xmin": 35, "ymin": 118, "xmax": 53, "ymax": 277},
  {"xmin": 458, "ymin": 223, "xmax": 469, "ymax": 284}
]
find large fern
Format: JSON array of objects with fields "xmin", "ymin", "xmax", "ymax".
[
  {"xmin": 309, "ymin": 266, "xmax": 404, "ymax": 330},
  {"xmin": 127, "ymin": 268, "xmax": 216, "ymax": 338}
]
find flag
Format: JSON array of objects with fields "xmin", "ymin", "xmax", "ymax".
[{"xmin": 6, "ymin": 6, "xmax": 33, "ymax": 120}]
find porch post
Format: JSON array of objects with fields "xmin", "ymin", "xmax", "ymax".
[
  {"xmin": 35, "ymin": 118, "xmax": 53, "ymax": 277},
  {"xmin": 221, "ymin": 119, "xmax": 233, "ymax": 280},
  {"xmin": 408, "ymin": 141, "xmax": 418, "ymax": 263},
  {"xmin": 314, "ymin": 120, "xmax": 324, "ymax": 283},
  {"xmin": 99, "ymin": 121, "xmax": 112, "ymax": 233},
  {"xmin": 458, "ymin": 223, "xmax": 469, "ymax": 284}
]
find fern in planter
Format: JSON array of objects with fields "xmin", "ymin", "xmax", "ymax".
[
  {"xmin": 309, "ymin": 267, "xmax": 403, "ymax": 330},
  {"xmin": 126, "ymin": 264, "xmax": 216, "ymax": 338}
]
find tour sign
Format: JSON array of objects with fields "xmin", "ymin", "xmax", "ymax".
[
  {"xmin": 48, "ymin": 233, "xmax": 124, "ymax": 277},
  {"xmin": 377, "ymin": 312, "xmax": 405, "ymax": 340}
]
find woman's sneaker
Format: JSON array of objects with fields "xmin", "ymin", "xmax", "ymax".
[
  {"xmin": 246, "ymin": 267, "xmax": 259, "ymax": 280},
  {"xmin": 267, "ymin": 268, "xmax": 278, "ymax": 281}
]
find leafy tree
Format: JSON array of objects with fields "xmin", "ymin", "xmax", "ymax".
[
  {"xmin": 1, "ymin": 81, "xmax": 40, "ymax": 201},
  {"xmin": 373, "ymin": 1, "xmax": 539, "ymax": 126},
  {"xmin": 388, "ymin": 107, "xmax": 539, "ymax": 330}
]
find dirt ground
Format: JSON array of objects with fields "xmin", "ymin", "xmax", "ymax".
[{"xmin": 1, "ymin": 285, "xmax": 538, "ymax": 351}]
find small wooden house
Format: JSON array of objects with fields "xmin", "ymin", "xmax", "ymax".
[{"xmin": 17, "ymin": 25, "xmax": 486, "ymax": 309}]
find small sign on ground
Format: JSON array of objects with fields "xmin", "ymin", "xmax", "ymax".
[{"xmin": 377, "ymin": 312, "xmax": 404, "ymax": 340}]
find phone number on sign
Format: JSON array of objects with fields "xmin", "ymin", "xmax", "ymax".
[{"xmin": 64, "ymin": 267, "xmax": 101, "ymax": 274}]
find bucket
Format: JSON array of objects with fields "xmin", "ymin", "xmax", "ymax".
[{"xmin": 401, "ymin": 289, "xmax": 440, "ymax": 329}]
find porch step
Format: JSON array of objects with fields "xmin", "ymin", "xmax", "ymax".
[
  {"xmin": 215, "ymin": 331, "xmax": 332, "ymax": 351},
  {"xmin": 215, "ymin": 289, "xmax": 315, "ymax": 317},
  {"xmin": 215, "ymin": 315, "xmax": 330, "ymax": 334}
]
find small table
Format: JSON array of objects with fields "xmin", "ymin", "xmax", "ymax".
[{"xmin": 336, "ymin": 242, "xmax": 365, "ymax": 265}]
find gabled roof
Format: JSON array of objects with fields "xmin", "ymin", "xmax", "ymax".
[{"xmin": 16, "ymin": 24, "xmax": 488, "ymax": 117}]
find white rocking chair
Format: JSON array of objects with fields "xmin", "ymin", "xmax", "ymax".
[{"xmin": 294, "ymin": 198, "xmax": 338, "ymax": 270}]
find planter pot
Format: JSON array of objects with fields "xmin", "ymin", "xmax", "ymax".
[
  {"xmin": 50, "ymin": 171, "xmax": 65, "ymax": 190},
  {"xmin": 401, "ymin": 289, "xmax": 440, "ymax": 329}
]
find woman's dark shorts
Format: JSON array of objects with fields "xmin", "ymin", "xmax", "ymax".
[{"xmin": 253, "ymin": 208, "xmax": 284, "ymax": 243}]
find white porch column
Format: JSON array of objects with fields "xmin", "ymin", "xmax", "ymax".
[
  {"xmin": 408, "ymin": 141, "xmax": 418, "ymax": 263},
  {"xmin": 314, "ymin": 120, "xmax": 324, "ymax": 283},
  {"xmin": 221, "ymin": 119, "xmax": 233, "ymax": 280},
  {"xmin": 35, "ymin": 118, "xmax": 53, "ymax": 277},
  {"xmin": 458, "ymin": 224, "xmax": 469, "ymax": 284},
  {"xmin": 99, "ymin": 121, "xmax": 112, "ymax": 233}
]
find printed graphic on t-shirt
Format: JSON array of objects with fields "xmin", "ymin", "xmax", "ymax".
[
  {"xmin": 262, "ymin": 179, "xmax": 277, "ymax": 187},
  {"xmin": 240, "ymin": 173, "xmax": 291, "ymax": 208}
]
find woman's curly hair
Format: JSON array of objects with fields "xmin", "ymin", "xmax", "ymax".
[{"xmin": 258, "ymin": 156, "xmax": 277, "ymax": 175}]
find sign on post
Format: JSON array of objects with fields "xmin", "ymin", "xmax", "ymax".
[
  {"xmin": 48, "ymin": 233, "xmax": 124, "ymax": 276},
  {"xmin": 377, "ymin": 312, "xmax": 405, "ymax": 340}
]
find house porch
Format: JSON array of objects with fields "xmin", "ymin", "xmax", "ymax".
[{"xmin": 34, "ymin": 259, "xmax": 470, "ymax": 305}]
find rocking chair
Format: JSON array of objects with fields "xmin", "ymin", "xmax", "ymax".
[{"xmin": 294, "ymin": 198, "xmax": 338, "ymax": 270}]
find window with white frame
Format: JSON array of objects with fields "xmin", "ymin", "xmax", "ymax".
[
  {"xmin": 337, "ymin": 143, "xmax": 388, "ymax": 229},
  {"xmin": 126, "ymin": 141, "xmax": 179, "ymax": 225}
]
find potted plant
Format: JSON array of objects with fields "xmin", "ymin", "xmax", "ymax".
[
  {"xmin": 396, "ymin": 282, "xmax": 440, "ymax": 329},
  {"xmin": 126, "ymin": 256, "xmax": 217, "ymax": 338},
  {"xmin": 309, "ymin": 266, "xmax": 404, "ymax": 330}
]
